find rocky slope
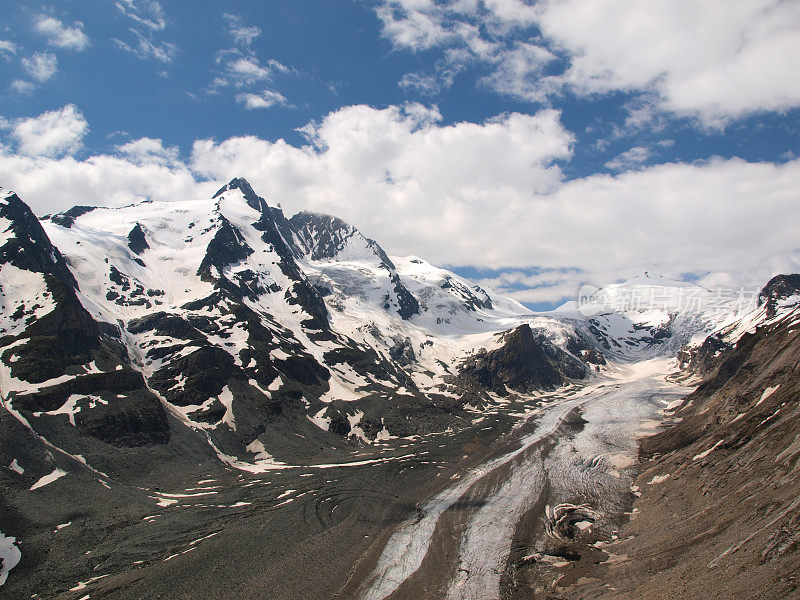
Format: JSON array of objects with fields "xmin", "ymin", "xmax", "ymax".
[{"xmin": 545, "ymin": 275, "xmax": 800, "ymax": 599}]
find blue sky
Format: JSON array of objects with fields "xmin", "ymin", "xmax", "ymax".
[{"xmin": 1, "ymin": 0, "xmax": 799, "ymax": 309}]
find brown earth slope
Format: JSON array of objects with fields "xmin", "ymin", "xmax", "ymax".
[{"xmin": 558, "ymin": 306, "xmax": 800, "ymax": 599}]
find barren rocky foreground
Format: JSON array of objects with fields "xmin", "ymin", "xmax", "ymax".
[
  {"xmin": 3, "ymin": 361, "xmax": 690, "ymax": 600},
  {"xmin": 343, "ymin": 361, "xmax": 690, "ymax": 600}
]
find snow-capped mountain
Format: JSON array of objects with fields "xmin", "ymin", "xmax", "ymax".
[
  {"xmin": 677, "ymin": 273, "xmax": 800, "ymax": 378},
  {"xmin": 0, "ymin": 177, "xmax": 761, "ymax": 477},
  {"xmin": 555, "ymin": 272, "xmax": 750, "ymax": 360},
  {"xmin": 0, "ymin": 179, "xmax": 602, "ymax": 475}
]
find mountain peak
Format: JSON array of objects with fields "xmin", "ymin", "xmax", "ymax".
[
  {"xmin": 758, "ymin": 273, "xmax": 800, "ymax": 316},
  {"xmin": 0, "ymin": 190, "xmax": 79, "ymax": 289},
  {"xmin": 213, "ymin": 177, "xmax": 271, "ymax": 212},
  {"xmin": 618, "ymin": 272, "xmax": 697, "ymax": 288},
  {"xmin": 1, "ymin": 186, "xmax": 16, "ymax": 203},
  {"xmin": 289, "ymin": 211, "xmax": 368, "ymax": 262}
]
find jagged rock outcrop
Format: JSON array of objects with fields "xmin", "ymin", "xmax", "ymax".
[
  {"xmin": 457, "ymin": 324, "xmax": 587, "ymax": 395},
  {"xmin": 758, "ymin": 273, "xmax": 800, "ymax": 317}
]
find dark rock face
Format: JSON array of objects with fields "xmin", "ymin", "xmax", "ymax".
[
  {"xmin": 150, "ymin": 346, "xmax": 237, "ymax": 407},
  {"xmin": 391, "ymin": 272, "xmax": 420, "ymax": 320},
  {"xmin": 289, "ymin": 212, "xmax": 360, "ymax": 261},
  {"xmin": 48, "ymin": 205, "xmax": 96, "ymax": 228},
  {"xmin": 328, "ymin": 411, "xmax": 351, "ymax": 436},
  {"xmin": 0, "ymin": 192, "xmax": 78, "ymax": 288},
  {"xmin": 758, "ymin": 273, "xmax": 800, "ymax": 317},
  {"xmin": 80, "ymin": 392, "xmax": 171, "ymax": 447},
  {"xmin": 676, "ymin": 333, "xmax": 730, "ymax": 377},
  {"xmin": 127, "ymin": 312, "xmax": 205, "ymax": 341},
  {"xmin": 0, "ymin": 192, "xmax": 172, "ymax": 450},
  {"xmin": 458, "ymin": 324, "xmax": 587, "ymax": 395},
  {"xmin": 127, "ymin": 223, "xmax": 150, "ymax": 255},
  {"xmin": 390, "ymin": 336, "xmax": 416, "ymax": 366},
  {"xmin": 13, "ymin": 369, "xmax": 145, "ymax": 412},
  {"xmin": 566, "ymin": 335, "xmax": 607, "ymax": 365},
  {"xmin": 197, "ymin": 217, "xmax": 253, "ymax": 277},
  {"xmin": 248, "ymin": 208, "xmax": 331, "ymax": 332}
]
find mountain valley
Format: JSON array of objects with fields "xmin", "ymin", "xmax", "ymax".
[{"xmin": 0, "ymin": 179, "xmax": 797, "ymax": 600}]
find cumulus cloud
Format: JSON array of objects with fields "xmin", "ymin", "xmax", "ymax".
[
  {"xmin": 116, "ymin": 137, "xmax": 179, "ymax": 164},
  {"xmin": 372, "ymin": 0, "xmax": 800, "ymax": 126},
  {"xmin": 1, "ymin": 103, "xmax": 798, "ymax": 303},
  {"xmin": 34, "ymin": 15, "xmax": 89, "ymax": 51},
  {"xmin": 604, "ymin": 146, "xmax": 651, "ymax": 171},
  {"xmin": 9, "ymin": 105, "xmax": 88, "ymax": 157},
  {"xmin": 21, "ymin": 51, "xmax": 58, "ymax": 82},
  {"xmin": 537, "ymin": 0, "xmax": 800, "ymax": 123},
  {"xmin": 0, "ymin": 152, "xmax": 207, "ymax": 216},
  {"xmin": 236, "ymin": 90, "xmax": 289, "ymax": 110},
  {"xmin": 190, "ymin": 105, "xmax": 572, "ymax": 268}
]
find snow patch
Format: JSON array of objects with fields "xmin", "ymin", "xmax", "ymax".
[
  {"xmin": 755, "ymin": 384, "xmax": 780, "ymax": 408},
  {"xmin": 646, "ymin": 473, "xmax": 670, "ymax": 485},
  {"xmin": 307, "ymin": 407, "xmax": 331, "ymax": 431},
  {"xmin": 692, "ymin": 440, "xmax": 724, "ymax": 461},
  {"xmin": 30, "ymin": 468, "xmax": 67, "ymax": 490},
  {"xmin": 0, "ymin": 531, "xmax": 21, "ymax": 586}
]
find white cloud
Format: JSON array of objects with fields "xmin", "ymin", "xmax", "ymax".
[
  {"xmin": 9, "ymin": 80, "xmax": 35, "ymax": 95},
  {"xmin": 210, "ymin": 53, "xmax": 289, "ymax": 90},
  {"xmin": 116, "ymin": 137, "xmax": 178, "ymax": 164},
  {"xmin": 114, "ymin": 0, "xmax": 175, "ymax": 63},
  {"xmin": 536, "ymin": 0, "xmax": 800, "ymax": 123},
  {"xmin": 115, "ymin": 0, "xmax": 166, "ymax": 31},
  {"xmin": 21, "ymin": 51, "xmax": 58, "ymax": 82},
  {"xmin": 34, "ymin": 15, "xmax": 89, "ymax": 51},
  {"xmin": 375, "ymin": 2, "xmax": 454, "ymax": 51},
  {"xmin": 0, "ymin": 152, "xmax": 206, "ymax": 216},
  {"xmin": 114, "ymin": 29, "xmax": 176, "ymax": 62},
  {"xmin": 479, "ymin": 41, "xmax": 558, "ymax": 102},
  {"xmin": 399, "ymin": 72, "xmax": 443, "ymax": 95},
  {"xmin": 236, "ymin": 90, "xmax": 289, "ymax": 110},
  {"xmin": 184, "ymin": 106, "xmax": 800, "ymax": 301},
  {"xmin": 209, "ymin": 14, "xmax": 291, "ymax": 106},
  {"xmin": 0, "ymin": 40, "xmax": 17, "ymax": 56},
  {"xmin": 191, "ymin": 104, "xmax": 573, "ymax": 269},
  {"xmin": 223, "ymin": 13, "xmax": 261, "ymax": 47},
  {"xmin": 604, "ymin": 146, "xmax": 651, "ymax": 171},
  {"xmin": 229, "ymin": 57, "xmax": 272, "ymax": 84},
  {"xmin": 1, "ymin": 103, "xmax": 799, "ymax": 303},
  {"xmin": 476, "ymin": 270, "xmax": 584, "ymax": 305},
  {"xmin": 372, "ymin": 0, "xmax": 800, "ymax": 126},
  {"xmin": 9, "ymin": 105, "xmax": 88, "ymax": 158}
]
